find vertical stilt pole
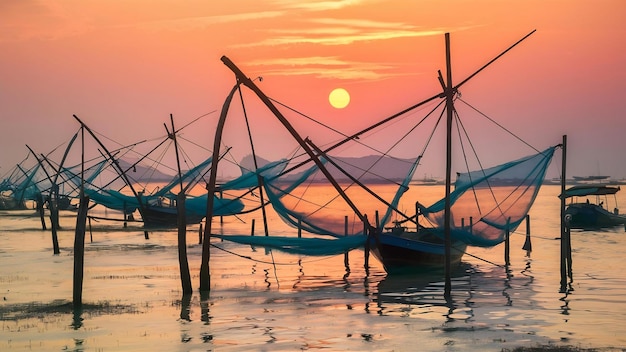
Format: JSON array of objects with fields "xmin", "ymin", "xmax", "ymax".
[
  {"xmin": 560, "ymin": 134, "xmax": 570, "ymax": 292},
  {"xmin": 442, "ymin": 32, "xmax": 454, "ymax": 300},
  {"xmin": 50, "ymin": 184, "xmax": 60, "ymax": 255},
  {"xmin": 415, "ymin": 202, "xmax": 420, "ymax": 233},
  {"xmin": 199, "ymin": 222, "xmax": 203, "ymax": 244},
  {"xmin": 363, "ymin": 214, "xmax": 370, "ymax": 269},
  {"xmin": 522, "ymin": 214, "xmax": 532, "ymax": 253},
  {"xmin": 37, "ymin": 193, "xmax": 46, "ymax": 230},
  {"xmin": 123, "ymin": 201, "xmax": 127, "ymax": 228},
  {"xmin": 297, "ymin": 219, "xmax": 301, "ymax": 238},
  {"xmin": 219, "ymin": 190, "xmax": 224, "ymax": 225},
  {"xmin": 177, "ymin": 192, "xmax": 192, "ymax": 295},
  {"xmin": 344, "ymin": 215, "xmax": 349, "ymax": 268},
  {"xmin": 88, "ymin": 217, "xmax": 93, "ymax": 243},
  {"xmin": 73, "ymin": 195, "xmax": 89, "ymax": 307},
  {"xmin": 504, "ymin": 218, "xmax": 511, "ymax": 266}
]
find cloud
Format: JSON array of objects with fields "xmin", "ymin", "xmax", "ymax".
[
  {"xmin": 246, "ymin": 56, "xmax": 420, "ymax": 81},
  {"xmin": 133, "ymin": 11, "xmax": 284, "ymax": 33},
  {"xmin": 234, "ymin": 16, "xmax": 447, "ymax": 48},
  {"xmin": 268, "ymin": 0, "xmax": 370, "ymax": 11}
]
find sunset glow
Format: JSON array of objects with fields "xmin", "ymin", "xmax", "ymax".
[{"xmin": 0, "ymin": 0, "xmax": 625, "ymax": 178}]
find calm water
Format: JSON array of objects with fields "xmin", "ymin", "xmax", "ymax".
[{"xmin": 1, "ymin": 184, "xmax": 625, "ymax": 351}]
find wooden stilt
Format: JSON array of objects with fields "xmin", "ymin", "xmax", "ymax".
[
  {"xmin": 504, "ymin": 218, "xmax": 511, "ymax": 266},
  {"xmin": 363, "ymin": 214, "xmax": 370, "ymax": 269},
  {"xmin": 37, "ymin": 193, "xmax": 46, "ymax": 230},
  {"xmin": 50, "ymin": 183, "xmax": 60, "ymax": 255},
  {"xmin": 177, "ymin": 192, "xmax": 192, "ymax": 295},
  {"xmin": 443, "ymin": 33, "xmax": 454, "ymax": 300},
  {"xmin": 344, "ymin": 215, "xmax": 349, "ymax": 268},
  {"xmin": 522, "ymin": 214, "xmax": 532, "ymax": 252},
  {"xmin": 88, "ymin": 216, "xmax": 93, "ymax": 243},
  {"xmin": 72, "ymin": 195, "xmax": 89, "ymax": 307},
  {"xmin": 560, "ymin": 134, "xmax": 570, "ymax": 292},
  {"xmin": 297, "ymin": 219, "xmax": 301, "ymax": 238}
]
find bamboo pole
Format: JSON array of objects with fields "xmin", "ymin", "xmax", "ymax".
[
  {"xmin": 168, "ymin": 114, "xmax": 192, "ymax": 295},
  {"xmin": 560, "ymin": 134, "xmax": 570, "ymax": 292},
  {"xmin": 504, "ymin": 218, "xmax": 511, "ymax": 266},
  {"xmin": 522, "ymin": 214, "xmax": 532, "ymax": 253},
  {"xmin": 37, "ymin": 192, "xmax": 46, "ymax": 230},
  {"xmin": 344, "ymin": 215, "xmax": 349, "ymax": 268},
  {"xmin": 72, "ymin": 195, "xmax": 89, "ymax": 307},
  {"xmin": 442, "ymin": 32, "xmax": 454, "ymax": 300},
  {"xmin": 201, "ymin": 83, "xmax": 241, "ymax": 292}
]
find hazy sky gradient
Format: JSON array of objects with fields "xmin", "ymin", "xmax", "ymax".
[{"xmin": 1, "ymin": 0, "xmax": 625, "ymax": 179}]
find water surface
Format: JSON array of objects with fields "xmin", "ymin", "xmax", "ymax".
[{"xmin": 1, "ymin": 185, "xmax": 625, "ymax": 351}]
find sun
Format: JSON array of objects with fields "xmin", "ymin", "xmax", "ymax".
[{"xmin": 329, "ymin": 88, "xmax": 350, "ymax": 109}]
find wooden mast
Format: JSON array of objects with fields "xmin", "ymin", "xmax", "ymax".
[
  {"xmin": 167, "ymin": 114, "xmax": 192, "ymax": 295},
  {"xmin": 443, "ymin": 33, "xmax": 454, "ymax": 299},
  {"xmin": 201, "ymin": 82, "xmax": 241, "ymax": 292}
]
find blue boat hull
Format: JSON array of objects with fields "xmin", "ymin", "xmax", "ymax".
[
  {"xmin": 369, "ymin": 229, "xmax": 467, "ymax": 274},
  {"xmin": 564, "ymin": 203, "xmax": 626, "ymax": 229}
]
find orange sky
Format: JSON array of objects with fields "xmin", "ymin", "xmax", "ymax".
[{"xmin": 1, "ymin": 0, "xmax": 625, "ymax": 179}]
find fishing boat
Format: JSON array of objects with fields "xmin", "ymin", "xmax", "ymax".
[{"xmin": 561, "ymin": 184, "xmax": 626, "ymax": 229}]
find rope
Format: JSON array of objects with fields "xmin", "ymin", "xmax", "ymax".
[{"xmin": 457, "ymin": 97, "xmax": 540, "ymax": 153}]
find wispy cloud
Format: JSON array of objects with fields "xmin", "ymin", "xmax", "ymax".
[
  {"xmin": 268, "ymin": 0, "xmax": 370, "ymax": 11},
  {"xmin": 234, "ymin": 16, "xmax": 448, "ymax": 48},
  {"xmin": 133, "ymin": 11, "xmax": 284, "ymax": 33},
  {"xmin": 246, "ymin": 56, "xmax": 420, "ymax": 81}
]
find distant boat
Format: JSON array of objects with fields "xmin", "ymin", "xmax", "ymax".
[
  {"xmin": 572, "ymin": 175, "xmax": 610, "ymax": 182},
  {"xmin": 560, "ymin": 185, "xmax": 626, "ymax": 229}
]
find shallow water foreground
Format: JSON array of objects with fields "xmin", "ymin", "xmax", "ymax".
[{"xmin": 1, "ymin": 185, "xmax": 626, "ymax": 351}]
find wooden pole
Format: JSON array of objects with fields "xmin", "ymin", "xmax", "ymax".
[
  {"xmin": 201, "ymin": 83, "xmax": 241, "ymax": 292},
  {"xmin": 177, "ymin": 192, "xmax": 192, "ymax": 294},
  {"xmin": 72, "ymin": 195, "xmax": 89, "ymax": 307},
  {"xmin": 363, "ymin": 214, "xmax": 370, "ymax": 269},
  {"xmin": 167, "ymin": 114, "xmax": 193, "ymax": 296},
  {"xmin": 88, "ymin": 216, "xmax": 93, "ymax": 243},
  {"xmin": 522, "ymin": 214, "xmax": 532, "ymax": 253},
  {"xmin": 73, "ymin": 125, "xmax": 87, "ymax": 308},
  {"xmin": 50, "ymin": 183, "xmax": 60, "ymax": 254},
  {"xmin": 37, "ymin": 192, "xmax": 46, "ymax": 230},
  {"xmin": 560, "ymin": 134, "xmax": 569, "ymax": 291},
  {"xmin": 297, "ymin": 219, "xmax": 301, "ymax": 238},
  {"xmin": 344, "ymin": 215, "xmax": 349, "ymax": 268},
  {"xmin": 415, "ymin": 201, "xmax": 420, "ymax": 233},
  {"xmin": 442, "ymin": 32, "xmax": 454, "ymax": 300},
  {"xmin": 504, "ymin": 218, "xmax": 511, "ymax": 266}
]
